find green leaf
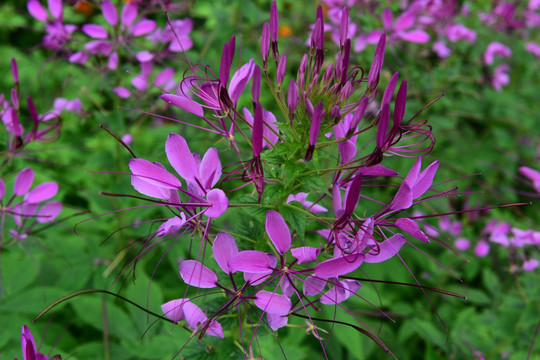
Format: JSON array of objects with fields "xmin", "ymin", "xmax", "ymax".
[
  {"xmin": 410, "ymin": 318, "xmax": 446, "ymax": 347},
  {"xmin": 482, "ymin": 268, "xmax": 500, "ymax": 296},
  {"xmin": 296, "ymin": 173, "xmax": 329, "ymax": 195},
  {"xmin": 1, "ymin": 251, "xmax": 39, "ymax": 296},
  {"xmin": 279, "ymin": 203, "xmax": 306, "ymax": 240}
]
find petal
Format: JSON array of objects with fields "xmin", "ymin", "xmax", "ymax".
[
  {"xmin": 121, "ymin": 2, "xmax": 137, "ymax": 27},
  {"xmin": 183, "ymin": 301, "xmax": 207, "ymax": 329},
  {"xmin": 47, "ymin": 0, "xmax": 62, "ymax": 19},
  {"xmin": 244, "ymin": 270, "xmax": 273, "ymax": 285},
  {"xmin": 0, "ymin": 178, "xmax": 4, "ymax": 199},
  {"xmin": 129, "ymin": 158, "xmax": 182, "ymax": 189},
  {"xmin": 228, "ymin": 59, "xmax": 255, "ymax": 105},
  {"xmin": 102, "ymin": 0, "xmax": 118, "ymax": 26},
  {"xmin": 14, "ymin": 167, "xmax": 34, "ymax": 196},
  {"xmin": 130, "ymin": 19, "xmax": 156, "ymax": 36},
  {"xmin": 229, "ymin": 250, "xmax": 273, "ymax": 273},
  {"xmin": 265, "ymin": 210, "xmax": 291, "ymax": 254},
  {"xmin": 395, "ymin": 218, "xmax": 429, "ymax": 243},
  {"xmin": 131, "ymin": 174, "xmax": 174, "ymax": 200},
  {"xmin": 290, "ymin": 246, "xmax": 320, "ymax": 264},
  {"xmin": 390, "ymin": 183, "xmax": 413, "ymax": 210},
  {"xmin": 474, "ymin": 241, "xmax": 490, "ymax": 257},
  {"xmin": 303, "ymin": 276, "xmax": 326, "ymax": 296},
  {"xmin": 213, "ymin": 232, "xmax": 238, "ymax": 274},
  {"xmin": 27, "ymin": 0, "xmax": 48, "ymax": 21},
  {"xmin": 25, "ymin": 182, "xmax": 58, "ymax": 203},
  {"xmin": 314, "ymin": 253, "xmax": 365, "ymax": 279},
  {"xmin": 320, "ymin": 279, "xmax": 361, "ymax": 305},
  {"xmin": 160, "ymin": 94, "xmax": 204, "ymax": 118},
  {"xmin": 200, "ymin": 148, "xmax": 222, "ymax": 190},
  {"xmin": 179, "ymin": 260, "xmax": 218, "ymax": 288},
  {"xmin": 399, "ymin": 29, "xmax": 430, "ymax": 43},
  {"xmin": 412, "ymin": 160, "xmax": 439, "ymax": 199},
  {"xmin": 36, "ymin": 201, "xmax": 62, "ymax": 223},
  {"xmin": 267, "ymin": 313, "xmax": 288, "ymax": 330},
  {"xmin": 165, "ymin": 133, "xmax": 199, "ymax": 182},
  {"xmin": 156, "ymin": 215, "xmax": 186, "ymax": 237},
  {"xmin": 69, "ymin": 51, "xmax": 88, "ymax": 64},
  {"xmin": 254, "ymin": 290, "xmax": 291, "ymax": 316},
  {"xmin": 204, "ymin": 188, "xmax": 228, "ymax": 218},
  {"xmin": 161, "ymin": 298, "xmax": 189, "ymax": 322},
  {"xmin": 82, "ymin": 24, "xmax": 108, "ymax": 39},
  {"xmin": 364, "ymin": 234, "xmax": 407, "ymax": 263}
]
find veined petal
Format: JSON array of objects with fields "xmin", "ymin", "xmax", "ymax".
[
  {"xmin": 161, "ymin": 298, "xmax": 189, "ymax": 322},
  {"xmin": 290, "ymin": 246, "xmax": 320, "ymax": 264},
  {"xmin": 364, "ymin": 234, "xmax": 407, "ymax": 263},
  {"xmin": 82, "ymin": 24, "xmax": 108, "ymax": 39},
  {"xmin": 200, "ymin": 148, "xmax": 222, "ymax": 190},
  {"xmin": 228, "ymin": 59, "xmax": 255, "ymax": 105},
  {"xmin": 165, "ymin": 133, "xmax": 200, "ymax": 182},
  {"xmin": 390, "ymin": 183, "xmax": 413, "ymax": 210},
  {"xmin": 129, "ymin": 158, "xmax": 182, "ymax": 189},
  {"xmin": 229, "ymin": 250, "xmax": 273, "ymax": 273},
  {"xmin": 36, "ymin": 201, "xmax": 62, "ymax": 223},
  {"xmin": 204, "ymin": 188, "xmax": 228, "ymax": 218},
  {"xmin": 180, "ymin": 260, "xmax": 218, "ymax": 288},
  {"xmin": 396, "ymin": 218, "xmax": 429, "ymax": 243},
  {"xmin": 213, "ymin": 232, "xmax": 238, "ymax": 274},
  {"xmin": 320, "ymin": 279, "xmax": 361, "ymax": 305},
  {"xmin": 160, "ymin": 94, "xmax": 204, "ymax": 118},
  {"xmin": 121, "ymin": 2, "xmax": 137, "ymax": 27},
  {"xmin": 14, "ymin": 167, "xmax": 34, "ymax": 196},
  {"xmin": 25, "ymin": 182, "xmax": 58, "ymax": 203},
  {"xmin": 156, "ymin": 215, "xmax": 186, "ymax": 237},
  {"xmin": 314, "ymin": 253, "xmax": 365, "ymax": 279},
  {"xmin": 267, "ymin": 313, "xmax": 288, "ymax": 330},
  {"xmin": 265, "ymin": 210, "xmax": 291, "ymax": 254},
  {"xmin": 130, "ymin": 19, "xmax": 156, "ymax": 36},
  {"xmin": 303, "ymin": 276, "xmax": 326, "ymax": 296},
  {"xmin": 131, "ymin": 174, "xmax": 174, "ymax": 200},
  {"xmin": 254, "ymin": 290, "xmax": 291, "ymax": 316}
]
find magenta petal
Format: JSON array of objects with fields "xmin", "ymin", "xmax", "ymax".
[
  {"xmin": 254, "ymin": 290, "xmax": 291, "ymax": 316},
  {"xmin": 165, "ymin": 133, "xmax": 200, "ymax": 182},
  {"xmin": 213, "ymin": 232, "xmax": 238, "ymax": 274},
  {"xmin": 131, "ymin": 19, "xmax": 156, "ymax": 36},
  {"xmin": 129, "ymin": 158, "xmax": 182, "ymax": 189},
  {"xmin": 399, "ymin": 30, "xmax": 430, "ymax": 43},
  {"xmin": 303, "ymin": 276, "xmax": 326, "ymax": 296},
  {"xmin": 320, "ymin": 279, "xmax": 361, "ymax": 305},
  {"xmin": 0, "ymin": 178, "xmax": 4, "ymax": 199},
  {"xmin": 290, "ymin": 246, "xmax": 320, "ymax": 264},
  {"xmin": 160, "ymin": 94, "xmax": 204, "ymax": 118},
  {"xmin": 265, "ymin": 210, "xmax": 291, "ymax": 254},
  {"xmin": 412, "ymin": 160, "xmax": 439, "ymax": 199},
  {"xmin": 47, "ymin": 0, "xmax": 62, "ymax": 18},
  {"xmin": 183, "ymin": 301, "xmax": 207, "ymax": 329},
  {"xmin": 27, "ymin": 0, "xmax": 48, "ymax": 21},
  {"xmin": 36, "ymin": 201, "xmax": 62, "ymax": 223},
  {"xmin": 14, "ymin": 167, "xmax": 34, "ymax": 196},
  {"xmin": 364, "ymin": 234, "xmax": 407, "ymax": 263},
  {"xmin": 180, "ymin": 260, "xmax": 217, "ymax": 288},
  {"xmin": 390, "ymin": 183, "xmax": 413, "ymax": 210},
  {"xmin": 228, "ymin": 59, "xmax": 255, "ymax": 105},
  {"xmin": 200, "ymin": 148, "xmax": 222, "ymax": 190},
  {"xmin": 156, "ymin": 215, "xmax": 186, "ymax": 237},
  {"xmin": 204, "ymin": 188, "xmax": 228, "ymax": 218},
  {"xmin": 131, "ymin": 174, "xmax": 174, "ymax": 200},
  {"xmin": 82, "ymin": 24, "xmax": 108, "ymax": 39},
  {"xmin": 25, "ymin": 182, "xmax": 58, "ymax": 203},
  {"xmin": 314, "ymin": 253, "xmax": 365, "ymax": 279},
  {"xmin": 102, "ymin": 0, "xmax": 118, "ymax": 26},
  {"xmin": 244, "ymin": 270, "xmax": 272, "ymax": 285},
  {"xmin": 395, "ymin": 218, "xmax": 429, "ymax": 243},
  {"xmin": 229, "ymin": 250, "xmax": 273, "ymax": 273},
  {"xmin": 121, "ymin": 2, "xmax": 137, "ymax": 26},
  {"xmin": 267, "ymin": 313, "xmax": 288, "ymax": 330},
  {"xmin": 161, "ymin": 298, "xmax": 189, "ymax": 322}
]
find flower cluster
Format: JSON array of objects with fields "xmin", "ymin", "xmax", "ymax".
[{"xmin": 118, "ymin": 2, "xmax": 458, "ymax": 355}]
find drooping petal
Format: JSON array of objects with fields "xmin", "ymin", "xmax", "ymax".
[
  {"xmin": 204, "ymin": 188, "xmax": 228, "ymax": 218},
  {"xmin": 320, "ymin": 279, "xmax": 361, "ymax": 305},
  {"xmin": 180, "ymin": 260, "xmax": 218, "ymax": 288},
  {"xmin": 25, "ymin": 182, "xmax": 58, "ymax": 203},
  {"xmin": 102, "ymin": 0, "xmax": 118, "ymax": 26},
  {"xmin": 229, "ymin": 250, "xmax": 273, "ymax": 273},
  {"xmin": 254, "ymin": 290, "xmax": 291, "ymax": 316},
  {"xmin": 267, "ymin": 313, "xmax": 288, "ymax": 330},
  {"xmin": 165, "ymin": 133, "xmax": 199, "ymax": 182},
  {"xmin": 161, "ymin": 298, "xmax": 189, "ymax": 322},
  {"xmin": 395, "ymin": 218, "xmax": 429, "ymax": 243},
  {"xmin": 36, "ymin": 201, "xmax": 62, "ymax": 223},
  {"xmin": 82, "ymin": 24, "xmax": 109, "ymax": 39},
  {"xmin": 290, "ymin": 247, "xmax": 320, "ymax": 264},
  {"xmin": 131, "ymin": 174, "xmax": 174, "ymax": 200},
  {"xmin": 14, "ymin": 167, "xmax": 34, "ymax": 196},
  {"xmin": 364, "ymin": 234, "xmax": 407, "ymax": 263},
  {"xmin": 199, "ymin": 148, "xmax": 222, "ymax": 190},
  {"xmin": 156, "ymin": 215, "xmax": 186, "ymax": 237},
  {"xmin": 129, "ymin": 158, "xmax": 182, "ymax": 189},
  {"xmin": 213, "ymin": 232, "xmax": 238, "ymax": 274},
  {"xmin": 265, "ymin": 210, "xmax": 291, "ymax": 254},
  {"xmin": 27, "ymin": 0, "xmax": 48, "ymax": 22},
  {"xmin": 314, "ymin": 253, "xmax": 365, "ymax": 279},
  {"xmin": 303, "ymin": 276, "xmax": 326, "ymax": 296}
]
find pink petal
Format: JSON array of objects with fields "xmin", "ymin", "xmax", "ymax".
[
  {"xmin": 82, "ymin": 24, "xmax": 108, "ymax": 39},
  {"xmin": 254, "ymin": 290, "xmax": 291, "ymax": 315},
  {"xmin": 399, "ymin": 30, "xmax": 430, "ymax": 43},
  {"xmin": 114, "ymin": 87, "xmax": 131, "ymax": 98},
  {"xmin": 454, "ymin": 238, "xmax": 470, "ymax": 251},
  {"xmin": 180, "ymin": 260, "xmax": 217, "ymax": 288},
  {"xmin": 267, "ymin": 313, "xmax": 288, "ymax": 330},
  {"xmin": 303, "ymin": 276, "xmax": 326, "ymax": 296},
  {"xmin": 156, "ymin": 215, "xmax": 186, "ymax": 237},
  {"xmin": 265, "ymin": 210, "xmax": 291, "ymax": 254},
  {"xmin": 47, "ymin": 0, "xmax": 62, "ymax": 19},
  {"xmin": 154, "ymin": 68, "xmax": 175, "ymax": 87},
  {"xmin": 320, "ymin": 279, "xmax": 361, "ymax": 305},
  {"xmin": 69, "ymin": 51, "xmax": 88, "ymax": 64},
  {"xmin": 27, "ymin": 0, "xmax": 48, "ymax": 22},
  {"xmin": 290, "ymin": 246, "xmax": 320, "ymax": 264},
  {"xmin": 36, "ymin": 201, "xmax": 62, "ymax": 223},
  {"xmin": 130, "ymin": 19, "xmax": 156, "ymax": 36},
  {"xmin": 474, "ymin": 241, "xmax": 490, "ymax": 257},
  {"xmin": 161, "ymin": 298, "xmax": 189, "ymax": 322},
  {"xmin": 200, "ymin": 148, "xmax": 222, "ymax": 190},
  {"xmin": 212, "ymin": 232, "xmax": 238, "ymax": 274},
  {"xmin": 129, "ymin": 158, "xmax": 182, "ymax": 189},
  {"xmin": 229, "ymin": 250, "xmax": 273, "ymax": 273},
  {"xmin": 102, "ymin": 0, "xmax": 118, "ymax": 26},
  {"xmin": 395, "ymin": 218, "xmax": 429, "ymax": 243},
  {"xmin": 0, "ymin": 178, "xmax": 4, "ymax": 199},
  {"xmin": 14, "ymin": 167, "xmax": 34, "ymax": 196},
  {"xmin": 390, "ymin": 183, "xmax": 413, "ymax": 210},
  {"xmin": 314, "ymin": 253, "xmax": 365, "ymax": 278},
  {"xmin": 412, "ymin": 160, "xmax": 439, "ymax": 199},
  {"xmin": 121, "ymin": 2, "xmax": 137, "ymax": 27},
  {"xmin": 108, "ymin": 51, "xmax": 118, "ymax": 70},
  {"xmin": 160, "ymin": 94, "xmax": 204, "ymax": 118},
  {"xmin": 364, "ymin": 234, "xmax": 407, "ymax": 263},
  {"xmin": 228, "ymin": 59, "xmax": 255, "ymax": 105},
  {"xmin": 25, "ymin": 182, "xmax": 58, "ymax": 203},
  {"xmin": 523, "ymin": 259, "xmax": 539, "ymax": 272},
  {"xmin": 165, "ymin": 133, "xmax": 200, "ymax": 183},
  {"xmin": 131, "ymin": 174, "xmax": 174, "ymax": 200},
  {"xmin": 85, "ymin": 40, "xmax": 113, "ymax": 55},
  {"xmin": 244, "ymin": 270, "xmax": 273, "ymax": 285},
  {"xmin": 204, "ymin": 188, "xmax": 228, "ymax": 218}
]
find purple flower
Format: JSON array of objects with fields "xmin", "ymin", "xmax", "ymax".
[
  {"xmin": 491, "ymin": 64, "xmax": 510, "ymax": 91},
  {"xmin": 483, "ymin": 42, "xmax": 512, "ymax": 65}
]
